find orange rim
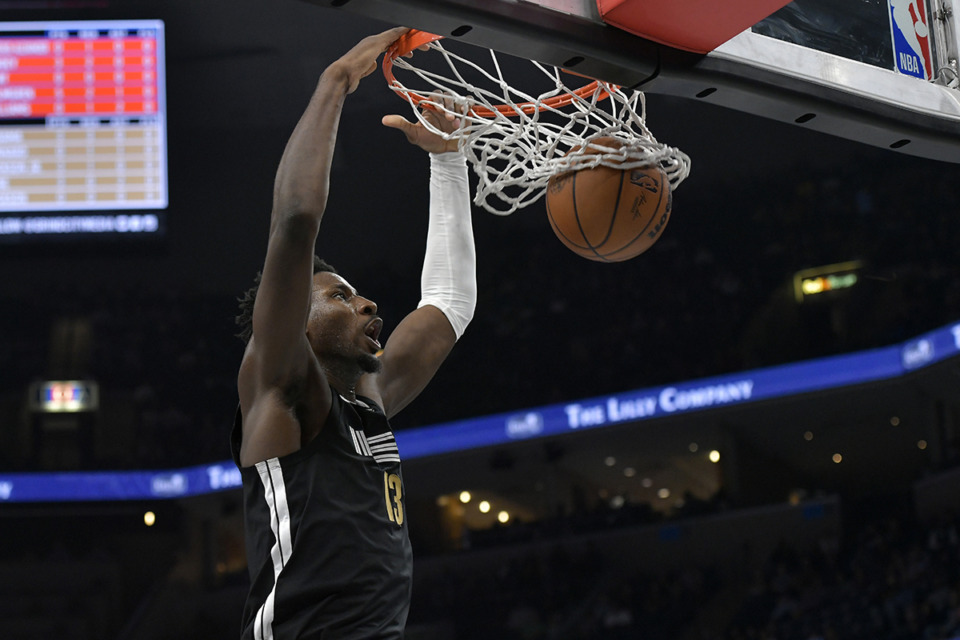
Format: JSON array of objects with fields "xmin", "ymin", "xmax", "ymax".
[{"xmin": 382, "ymin": 29, "xmax": 614, "ymax": 119}]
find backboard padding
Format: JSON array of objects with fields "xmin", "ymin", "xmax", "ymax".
[{"xmin": 597, "ymin": 0, "xmax": 793, "ymax": 54}]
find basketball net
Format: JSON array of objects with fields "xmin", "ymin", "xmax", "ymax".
[{"xmin": 384, "ymin": 31, "xmax": 692, "ymax": 215}]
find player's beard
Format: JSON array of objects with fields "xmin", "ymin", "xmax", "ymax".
[
  {"xmin": 315, "ymin": 333, "xmax": 382, "ymax": 379},
  {"xmin": 359, "ymin": 351, "xmax": 383, "ymax": 374}
]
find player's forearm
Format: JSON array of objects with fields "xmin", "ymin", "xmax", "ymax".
[
  {"xmin": 418, "ymin": 151, "xmax": 476, "ymax": 339},
  {"xmin": 270, "ymin": 67, "xmax": 351, "ymax": 230}
]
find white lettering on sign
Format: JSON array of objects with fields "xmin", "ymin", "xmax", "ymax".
[
  {"xmin": 564, "ymin": 403, "xmax": 606, "ymax": 429},
  {"xmin": 659, "ymin": 380, "xmax": 754, "ymax": 413},
  {"xmin": 151, "ymin": 473, "xmax": 187, "ymax": 497},
  {"xmin": 506, "ymin": 413, "xmax": 544, "ymax": 439},
  {"xmin": 607, "ymin": 396, "xmax": 657, "ymax": 422},
  {"xmin": 899, "ymin": 52, "xmax": 919, "ymax": 74},
  {"xmin": 566, "ymin": 381, "xmax": 755, "ymax": 427},
  {"xmin": 902, "ymin": 339, "xmax": 934, "ymax": 370},
  {"xmin": 207, "ymin": 465, "xmax": 242, "ymax": 490}
]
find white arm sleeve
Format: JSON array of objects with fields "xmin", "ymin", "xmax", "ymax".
[{"xmin": 417, "ymin": 151, "xmax": 476, "ymax": 340}]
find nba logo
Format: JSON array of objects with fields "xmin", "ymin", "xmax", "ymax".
[{"xmin": 888, "ymin": 0, "xmax": 933, "ymax": 79}]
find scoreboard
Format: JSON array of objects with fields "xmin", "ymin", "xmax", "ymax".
[{"xmin": 0, "ymin": 20, "xmax": 167, "ymax": 238}]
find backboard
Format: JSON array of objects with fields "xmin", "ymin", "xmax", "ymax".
[{"xmin": 309, "ymin": 0, "xmax": 960, "ymax": 163}]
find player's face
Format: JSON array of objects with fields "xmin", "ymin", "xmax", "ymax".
[{"xmin": 306, "ymin": 272, "xmax": 383, "ymax": 374}]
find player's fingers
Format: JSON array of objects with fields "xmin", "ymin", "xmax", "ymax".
[
  {"xmin": 382, "ymin": 114, "xmax": 413, "ymax": 128},
  {"xmin": 420, "ymin": 105, "xmax": 444, "ymax": 127},
  {"xmin": 376, "ymin": 27, "xmax": 412, "ymax": 58},
  {"xmin": 362, "ymin": 26, "xmax": 408, "ymax": 56},
  {"xmin": 440, "ymin": 95, "xmax": 455, "ymax": 120},
  {"xmin": 381, "ymin": 26, "xmax": 411, "ymax": 43},
  {"xmin": 381, "ymin": 115, "xmax": 418, "ymax": 141},
  {"xmin": 403, "ymin": 44, "xmax": 431, "ymax": 59},
  {"xmin": 425, "ymin": 95, "xmax": 461, "ymax": 130},
  {"xmin": 442, "ymin": 92, "xmax": 466, "ymax": 117}
]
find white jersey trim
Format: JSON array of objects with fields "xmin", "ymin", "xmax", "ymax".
[
  {"xmin": 254, "ymin": 458, "xmax": 293, "ymax": 640},
  {"xmin": 349, "ymin": 426, "xmax": 400, "ymax": 465}
]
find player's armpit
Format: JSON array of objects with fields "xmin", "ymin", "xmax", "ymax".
[
  {"xmin": 238, "ymin": 351, "xmax": 333, "ymax": 466},
  {"xmin": 236, "ymin": 378, "xmax": 305, "ymax": 467}
]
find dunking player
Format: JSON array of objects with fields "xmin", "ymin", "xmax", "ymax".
[{"xmin": 231, "ymin": 27, "xmax": 475, "ymax": 639}]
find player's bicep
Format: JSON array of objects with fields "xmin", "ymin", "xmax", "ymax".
[
  {"xmin": 251, "ymin": 213, "xmax": 320, "ymax": 380},
  {"xmin": 373, "ymin": 304, "xmax": 457, "ymax": 418}
]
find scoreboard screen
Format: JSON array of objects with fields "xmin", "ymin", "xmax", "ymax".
[{"xmin": 0, "ymin": 19, "xmax": 167, "ymax": 241}]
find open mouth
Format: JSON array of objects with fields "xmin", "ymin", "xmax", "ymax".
[{"xmin": 364, "ymin": 318, "xmax": 383, "ymax": 350}]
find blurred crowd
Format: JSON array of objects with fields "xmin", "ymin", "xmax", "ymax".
[
  {"xmin": 410, "ymin": 543, "xmax": 719, "ymax": 640},
  {"xmin": 407, "ymin": 502, "xmax": 960, "ymax": 640},
  {"xmin": 5, "ymin": 489, "xmax": 957, "ymax": 640},
  {"xmin": 722, "ymin": 512, "xmax": 960, "ymax": 640},
  {"xmin": 464, "ymin": 489, "xmax": 726, "ymax": 550}
]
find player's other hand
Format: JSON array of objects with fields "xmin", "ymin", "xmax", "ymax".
[
  {"xmin": 329, "ymin": 26, "xmax": 410, "ymax": 94},
  {"xmin": 382, "ymin": 93, "xmax": 462, "ymax": 154}
]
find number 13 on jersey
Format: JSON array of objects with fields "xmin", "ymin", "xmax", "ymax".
[{"xmin": 383, "ymin": 472, "xmax": 404, "ymax": 526}]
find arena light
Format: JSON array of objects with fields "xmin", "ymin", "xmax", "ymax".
[
  {"xmin": 28, "ymin": 380, "xmax": 99, "ymax": 413},
  {"xmin": 793, "ymin": 260, "xmax": 864, "ymax": 303}
]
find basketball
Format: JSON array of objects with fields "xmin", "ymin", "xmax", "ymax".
[{"xmin": 545, "ymin": 139, "xmax": 673, "ymax": 262}]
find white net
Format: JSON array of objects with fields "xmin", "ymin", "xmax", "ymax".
[{"xmin": 386, "ymin": 39, "xmax": 691, "ymax": 215}]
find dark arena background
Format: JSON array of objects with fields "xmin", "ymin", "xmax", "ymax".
[{"xmin": 1, "ymin": 1, "xmax": 959, "ymax": 639}]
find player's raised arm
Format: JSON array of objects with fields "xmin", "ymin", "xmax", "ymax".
[
  {"xmin": 366, "ymin": 101, "xmax": 476, "ymax": 418},
  {"xmin": 238, "ymin": 27, "xmax": 409, "ymax": 466}
]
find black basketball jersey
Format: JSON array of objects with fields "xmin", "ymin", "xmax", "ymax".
[{"xmin": 230, "ymin": 390, "xmax": 412, "ymax": 640}]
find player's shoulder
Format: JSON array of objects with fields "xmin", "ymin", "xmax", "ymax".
[{"xmin": 355, "ymin": 373, "xmax": 386, "ymax": 414}]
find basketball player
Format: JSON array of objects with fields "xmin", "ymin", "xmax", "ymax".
[{"xmin": 231, "ymin": 27, "xmax": 475, "ymax": 639}]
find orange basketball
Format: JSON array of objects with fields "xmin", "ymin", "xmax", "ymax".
[{"xmin": 545, "ymin": 140, "xmax": 673, "ymax": 262}]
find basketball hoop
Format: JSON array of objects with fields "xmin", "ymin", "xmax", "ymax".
[{"xmin": 383, "ymin": 29, "xmax": 691, "ymax": 215}]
